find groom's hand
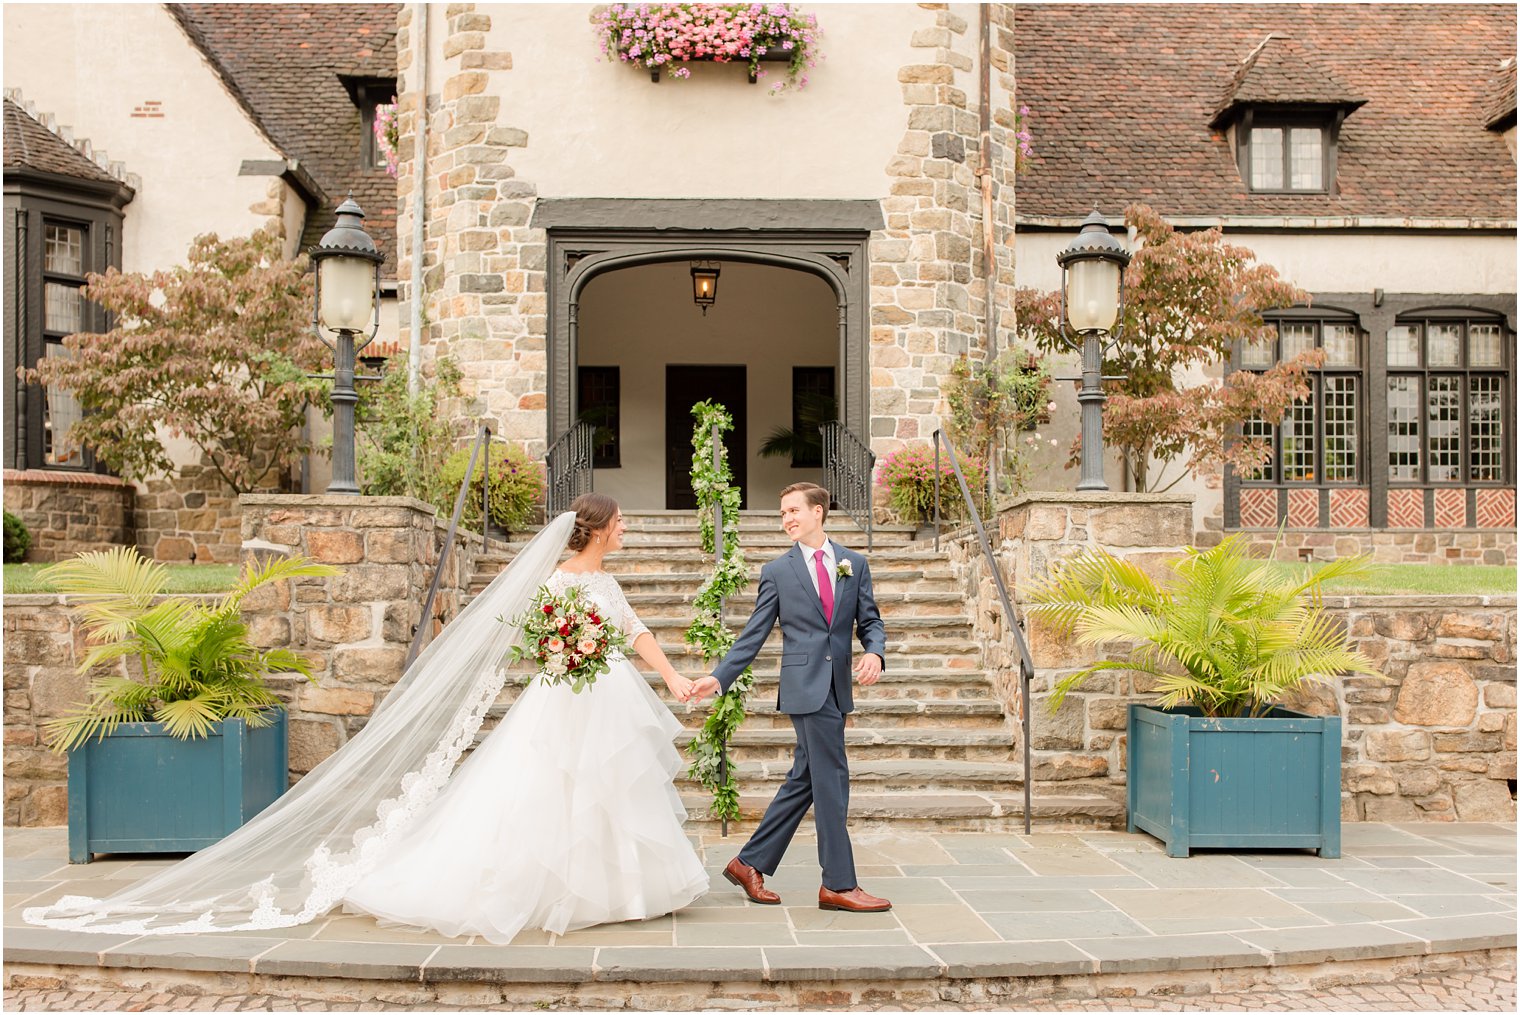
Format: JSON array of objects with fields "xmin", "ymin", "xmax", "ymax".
[
  {"xmin": 690, "ymin": 675, "xmax": 722, "ymax": 703},
  {"xmin": 854, "ymin": 653, "xmax": 883, "ymax": 686}
]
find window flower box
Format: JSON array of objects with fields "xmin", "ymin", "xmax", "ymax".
[{"xmin": 595, "ymin": 3, "xmax": 820, "ymax": 92}]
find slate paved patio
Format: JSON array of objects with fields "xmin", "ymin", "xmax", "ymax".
[{"xmin": 3, "ymin": 823, "xmax": 1515, "ymax": 985}]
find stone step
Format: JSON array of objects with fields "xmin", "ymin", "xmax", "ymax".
[
  {"xmin": 496, "ymin": 667, "xmax": 999, "ymax": 701},
  {"xmin": 618, "ymin": 590, "xmax": 968, "ymax": 619},
  {"xmin": 678, "ymin": 791, "xmax": 1125, "ymax": 830},
  {"xmin": 474, "ymin": 547, "xmax": 950, "ymax": 571},
  {"xmin": 468, "ymin": 570, "xmax": 963, "ymax": 596},
  {"xmin": 484, "ymin": 692, "xmax": 1007, "ymax": 730},
  {"xmin": 671, "ymin": 727, "xmax": 1015, "ymax": 763},
  {"xmin": 679, "ymin": 758, "xmax": 1024, "ymax": 792}
]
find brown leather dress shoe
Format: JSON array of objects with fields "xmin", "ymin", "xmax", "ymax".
[
  {"xmin": 723, "ymin": 857, "xmax": 781, "ymax": 905},
  {"xmin": 818, "ymin": 885, "xmax": 892, "ymax": 912}
]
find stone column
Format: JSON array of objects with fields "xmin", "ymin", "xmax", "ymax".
[{"xmin": 239, "ymin": 494, "xmax": 480, "ymax": 779}]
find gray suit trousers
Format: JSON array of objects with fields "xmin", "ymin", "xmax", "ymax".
[{"xmin": 737, "ymin": 684, "xmax": 856, "ymax": 891}]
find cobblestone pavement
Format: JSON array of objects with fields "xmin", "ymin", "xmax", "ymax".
[{"xmin": 5, "ymin": 968, "xmax": 1517, "ymax": 1012}]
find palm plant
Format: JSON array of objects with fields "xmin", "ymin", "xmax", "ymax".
[
  {"xmin": 41, "ymin": 547, "xmax": 339, "ymax": 752},
  {"xmin": 1027, "ymin": 534, "xmax": 1383, "ymax": 718}
]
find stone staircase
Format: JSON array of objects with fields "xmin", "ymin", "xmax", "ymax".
[{"xmin": 464, "ymin": 511, "xmax": 1122, "ymax": 831}]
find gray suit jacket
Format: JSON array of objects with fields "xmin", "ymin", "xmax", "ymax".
[{"xmin": 713, "ymin": 541, "xmax": 886, "ymax": 715}]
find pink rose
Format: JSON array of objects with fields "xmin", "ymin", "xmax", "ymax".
[
  {"xmin": 547, "ymin": 637, "xmax": 564, "ymax": 653},
  {"xmin": 577, "ymin": 638, "xmax": 597, "ymax": 655}
]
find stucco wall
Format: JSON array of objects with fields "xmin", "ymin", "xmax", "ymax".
[
  {"xmin": 478, "ymin": 3, "xmax": 955, "ymax": 201},
  {"xmin": 2, "ymin": 3, "xmax": 285, "ymax": 273},
  {"xmin": 577, "ymin": 260, "xmax": 838, "ymax": 507}
]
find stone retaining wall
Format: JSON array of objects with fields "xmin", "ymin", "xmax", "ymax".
[
  {"xmin": 1227, "ymin": 527, "xmax": 1517, "ymax": 567},
  {"xmin": 2, "ymin": 470, "xmax": 134, "ymax": 563},
  {"xmin": 239, "ymin": 494, "xmax": 480, "ymax": 777},
  {"xmin": 2, "ymin": 494, "xmax": 482, "ymax": 825},
  {"xmin": 947, "ymin": 494, "xmax": 1518, "ymax": 821}
]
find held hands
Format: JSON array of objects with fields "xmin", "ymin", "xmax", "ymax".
[
  {"xmin": 688, "ymin": 675, "xmax": 722, "ymax": 704},
  {"xmin": 664, "ymin": 672, "xmax": 696, "ymax": 704},
  {"xmin": 854, "ymin": 652, "xmax": 883, "ymax": 686}
]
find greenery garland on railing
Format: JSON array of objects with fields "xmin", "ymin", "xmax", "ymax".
[{"xmin": 684, "ymin": 400, "xmax": 751, "ymax": 820}]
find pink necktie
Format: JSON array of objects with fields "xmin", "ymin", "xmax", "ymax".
[{"xmin": 814, "ymin": 549, "xmax": 834, "ymax": 625}]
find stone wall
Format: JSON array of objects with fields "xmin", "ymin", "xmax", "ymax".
[
  {"xmin": 239, "ymin": 494, "xmax": 480, "ymax": 777},
  {"xmin": 3, "ymin": 494, "xmax": 482, "ymax": 826},
  {"xmin": 947, "ymin": 494, "xmax": 1518, "ymax": 821},
  {"xmin": 2, "ymin": 470, "xmax": 134, "ymax": 563}
]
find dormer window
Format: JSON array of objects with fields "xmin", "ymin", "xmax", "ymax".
[
  {"xmin": 1211, "ymin": 35, "xmax": 1365, "ymax": 196},
  {"xmin": 1240, "ymin": 111, "xmax": 1332, "ymax": 193}
]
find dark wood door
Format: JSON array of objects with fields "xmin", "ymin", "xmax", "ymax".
[{"xmin": 667, "ymin": 365, "xmax": 747, "ymax": 510}]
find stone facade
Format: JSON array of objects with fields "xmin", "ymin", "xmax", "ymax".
[
  {"xmin": 239, "ymin": 494, "xmax": 479, "ymax": 776},
  {"xmin": 132, "ymin": 459, "xmax": 254, "ymax": 564},
  {"xmin": 869, "ymin": 3, "xmax": 1019, "ymax": 452},
  {"xmin": 2, "ymin": 470, "xmax": 134, "ymax": 563},
  {"xmin": 946, "ymin": 494, "xmax": 1518, "ymax": 820},
  {"xmin": 2, "ymin": 593, "xmax": 89, "ymax": 825},
  {"xmin": 395, "ymin": 3, "xmax": 1022, "ymax": 477}
]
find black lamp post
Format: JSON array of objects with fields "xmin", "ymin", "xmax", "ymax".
[
  {"xmin": 1056, "ymin": 209, "xmax": 1131, "ymax": 492},
  {"xmin": 310, "ymin": 198, "xmax": 383, "ymax": 495}
]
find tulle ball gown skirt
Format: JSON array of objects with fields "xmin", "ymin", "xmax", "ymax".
[{"xmin": 343, "ymin": 658, "xmax": 710, "ymax": 943}]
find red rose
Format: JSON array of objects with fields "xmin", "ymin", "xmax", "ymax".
[
  {"xmin": 589, "ymin": 613, "xmax": 601, "ymax": 624},
  {"xmin": 542, "ymin": 604, "xmax": 554, "ymax": 615},
  {"xmin": 559, "ymin": 624, "xmax": 572, "ymax": 637}
]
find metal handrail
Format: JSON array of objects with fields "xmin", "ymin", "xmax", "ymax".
[
  {"xmin": 546, "ymin": 420, "xmax": 595, "ymax": 516},
  {"xmin": 931, "ymin": 429, "xmax": 1034, "ymax": 834},
  {"xmin": 819, "ymin": 421, "xmax": 875, "ymax": 552},
  {"xmin": 406, "ymin": 424, "xmax": 492, "ymax": 670}
]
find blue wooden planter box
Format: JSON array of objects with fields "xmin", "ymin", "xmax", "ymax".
[
  {"xmin": 67, "ymin": 710, "xmax": 289, "ymax": 863},
  {"xmin": 1127, "ymin": 703, "xmax": 1341, "ymax": 859}
]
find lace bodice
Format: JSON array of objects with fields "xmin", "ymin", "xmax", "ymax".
[{"xmin": 545, "ymin": 569, "xmax": 650, "ymax": 642}]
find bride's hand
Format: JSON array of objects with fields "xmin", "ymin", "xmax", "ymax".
[{"xmin": 665, "ymin": 673, "xmax": 695, "ymax": 702}]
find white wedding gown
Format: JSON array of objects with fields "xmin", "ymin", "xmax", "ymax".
[{"xmin": 341, "ymin": 569, "xmax": 709, "ymax": 943}]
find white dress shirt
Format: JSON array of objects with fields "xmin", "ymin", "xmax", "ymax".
[{"xmin": 799, "ymin": 537, "xmax": 837, "ymax": 600}]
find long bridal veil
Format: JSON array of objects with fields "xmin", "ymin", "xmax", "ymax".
[{"xmin": 25, "ymin": 511, "xmax": 577, "ymax": 935}]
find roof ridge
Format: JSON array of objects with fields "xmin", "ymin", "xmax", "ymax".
[{"xmin": 2, "ymin": 87, "xmax": 139, "ymax": 189}]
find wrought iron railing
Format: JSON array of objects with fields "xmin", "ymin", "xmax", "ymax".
[
  {"xmin": 406, "ymin": 424, "xmax": 492, "ymax": 670},
  {"xmin": 931, "ymin": 428, "xmax": 1035, "ymax": 834},
  {"xmin": 546, "ymin": 420, "xmax": 595, "ymax": 516},
  {"xmin": 819, "ymin": 421, "xmax": 875, "ymax": 552}
]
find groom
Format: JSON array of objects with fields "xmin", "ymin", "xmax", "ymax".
[{"xmin": 690, "ymin": 482, "xmax": 891, "ymax": 913}]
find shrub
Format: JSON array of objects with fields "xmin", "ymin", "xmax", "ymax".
[
  {"xmin": 439, "ymin": 443, "xmax": 546, "ymax": 534},
  {"xmin": 876, "ymin": 443, "xmax": 988, "ymax": 525},
  {"xmin": 356, "ymin": 355, "xmax": 462, "ymax": 508},
  {"xmin": 3, "ymin": 511, "xmax": 32, "ymax": 564}
]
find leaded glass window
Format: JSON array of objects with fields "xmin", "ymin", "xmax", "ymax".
[
  {"xmin": 1386, "ymin": 315, "xmax": 1512, "ymax": 485},
  {"xmin": 1235, "ymin": 317, "xmax": 1365, "ymax": 485},
  {"xmin": 1243, "ymin": 119, "xmax": 1333, "ymax": 194},
  {"xmin": 40, "ymin": 221, "xmax": 88, "ymax": 467}
]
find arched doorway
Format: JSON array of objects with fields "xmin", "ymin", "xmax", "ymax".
[{"xmin": 535, "ymin": 199, "xmax": 878, "ymax": 510}]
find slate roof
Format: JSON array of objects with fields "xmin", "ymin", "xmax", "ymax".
[
  {"xmin": 1014, "ymin": 3, "xmax": 1517, "ymax": 222},
  {"xmin": 3, "ymin": 99, "xmax": 121, "ymax": 186},
  {"xmin": 1483, "ymin": 57, "xmax": 1517, "ymax": 130},
  {"xmin": 167, "ymin": 4, "xmax": 400, "ymax": 276},
  {"xmin": 1209, "ymin": 34, "xmax": 1365, "ymax": 128}
]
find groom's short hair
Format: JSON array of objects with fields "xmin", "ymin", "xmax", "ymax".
[{"xmin": 780, "ymin": 482, "xmax": 830, "ymax": 522}]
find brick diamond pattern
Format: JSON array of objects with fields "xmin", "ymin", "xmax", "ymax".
[
  {"xmin": 1287, "ymin": 488, "xmax": 1319, "ymax": 528},
  {"xmin": 1434, "ymin": 488, "xmax": 1467, "ymax": 528},
  {"xmin": 1476, "ymin": 488, "xmax": 1517, "ymax": 529},
  {"xmin": 1238, "ymin": 488, "xmax": 1278, "ymax": 528},
  {"xmin": 1328, "ymin": 488, "xmax": 1369, "ymax": 529},
  {"xmin": 1386, "ymin": 489, "xmax": 1425, "ymax": 528}
]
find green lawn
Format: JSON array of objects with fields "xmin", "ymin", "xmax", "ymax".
[
  {"xmin": 3, "ymin": 563, "xmax": 242, "ymax": 595},
  {"xmin": 1269, "ymin": 562, "xmax": 1517, "ymax": 597}
]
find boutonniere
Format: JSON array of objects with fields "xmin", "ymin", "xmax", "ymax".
[{"xmin": 835, "ymin": 560, "xmax": 852, "ymax": 581}]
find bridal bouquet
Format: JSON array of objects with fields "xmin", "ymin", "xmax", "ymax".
[{"xmin": 505, "ymin": 585, "xmax": 629, "ymax": 693}]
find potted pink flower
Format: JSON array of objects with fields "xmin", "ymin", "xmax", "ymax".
[{"xmin": 594, "ymin": 3, "xmax": 821, "ymax": 90}]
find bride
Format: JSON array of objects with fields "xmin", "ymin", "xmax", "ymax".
[{"xmin": 25, "ymin": 494, "xmax": 710, "ymax": 941}]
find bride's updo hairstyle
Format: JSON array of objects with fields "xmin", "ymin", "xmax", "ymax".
[{"xmin": 568, "ymin": 493, "xmax": 620, "ymax": 552}]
